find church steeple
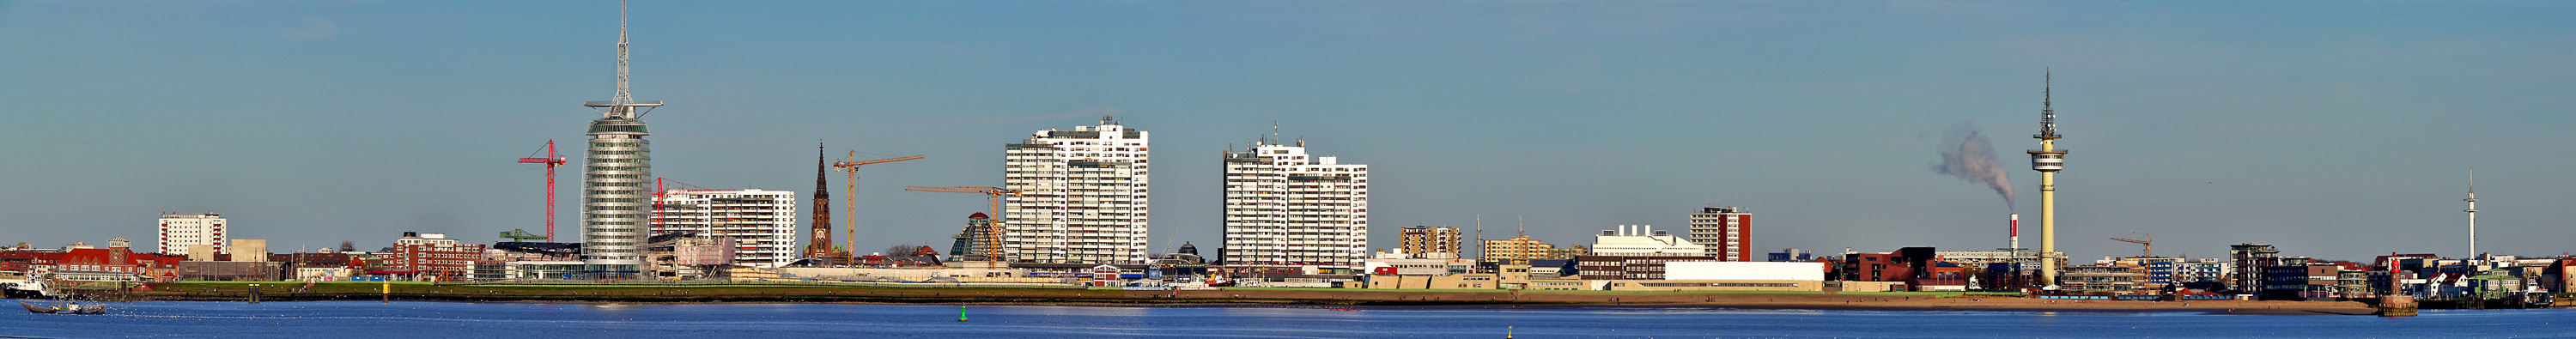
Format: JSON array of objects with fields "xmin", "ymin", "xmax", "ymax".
[
  {"xmin": 816, "ymin": 143, "xmax": 830, "ymax": 200},
  {"xmin": 810, "ymin": 142, "xmax": 835, "ymax": 257}
]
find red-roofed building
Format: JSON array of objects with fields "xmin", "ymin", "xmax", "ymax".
[{"xmin": 7, "ymin": 238, "xmax": 181, "ymax": 288}]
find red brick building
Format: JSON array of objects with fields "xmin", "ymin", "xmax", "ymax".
[{"xmin": 388, "ymin": 243, "xmax": 487, "ymax": 281}]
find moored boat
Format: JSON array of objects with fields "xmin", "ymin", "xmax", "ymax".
[{"xmin": 20, "ymin": 300, "xmax": 106, "ymax": 314}]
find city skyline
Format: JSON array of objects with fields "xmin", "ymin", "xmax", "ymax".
[{"xmin": 2, "ymin": 1, "xmax": 2571, "ymax": 262}]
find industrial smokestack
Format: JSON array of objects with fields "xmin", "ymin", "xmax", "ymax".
[
  {"xmin": 2009, "ymin": 214, "xmax": 2020, "ymax": 251},
  {"xmin": 1935, "ymin": 122, "xmax": 2016, "ymax": 209}
]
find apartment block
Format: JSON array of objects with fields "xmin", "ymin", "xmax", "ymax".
[
  {"xmin": 1686, "ymin": 206, "xmax": 1752, "ymax": 261},
  {"xmin": 1002, "ymin": 118, "xmax": 1151, "ymax": 263},
  {"xmin": 1221, "ymin": 137, "xmax": 1368, "ymax": 268},
  {"xmin": 1397, "ymin": 226, "xmax": 1465, "ymax": 258},
  {"xmin": 649, "ymin": 189, "xmax": 799, "ymax": 268},
  {"xmin": 156, "ymin": 213, "xmax": 228, "ymax": 256}
]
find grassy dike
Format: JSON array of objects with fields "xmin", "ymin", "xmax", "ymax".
[
  {"xmin": 131, "ymin": 281, "xmax": 2385, "ymax": 314},
  {"xmin": 143, "ymin": 281, "xmax": 1369, "ymax": 305},
  {"xmin": 138, "ymin": 281, "xmax": 1988, "ymax": 306}
]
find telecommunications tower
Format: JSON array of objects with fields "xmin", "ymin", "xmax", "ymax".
[
  {"xmin": 2465, "ymin": 171, "xmax": 2478, "ymax": 259},
  {"xmin": 2027, "ymin": 71, "xmax": 2068, "ymax": 285}
]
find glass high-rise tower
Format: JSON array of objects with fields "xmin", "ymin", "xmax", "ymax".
[{"xmin": 580, "ymin": 1, "xmax": 662, "ymax": 279}]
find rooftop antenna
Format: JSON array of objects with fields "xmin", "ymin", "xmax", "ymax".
[
  {"xmin": 1516, "ymin": 215, "xmax": 1525, "ymax": 238},
  {"xmin": 1473, "ymin": 215, "xmax": 1485, "ymax": 258}
]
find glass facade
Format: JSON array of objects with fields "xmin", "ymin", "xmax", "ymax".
[{"xmin": 583, "ymin": 118, "xmax": 651, "ymax": 278}]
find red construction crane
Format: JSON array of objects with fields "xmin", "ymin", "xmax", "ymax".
[
  {"xmin": 514, "ymin": 140, "xmax": 568, "ymax": 242},
  {"xmin": 903, "ymin": 186, "xmax": 1020, "ymax": 266}
]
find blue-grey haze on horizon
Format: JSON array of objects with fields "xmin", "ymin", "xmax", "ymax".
[{"xmin": 1, "ymin": 0, "xmax": 2570, "ymax": 263}]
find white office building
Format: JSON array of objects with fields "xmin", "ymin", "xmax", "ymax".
[
  {"xmin": 156, "ymin": 213, "xmax": 228, "ymax": 255},
  {"xmin": 650, "ymin": 189, "xmax": 799, "ymax": 268},
  {"xmin": 1001, "ymin": 118, "xmax": 1151, "ymax": 264},
  {"xmin": 1221, "ymin": 137, "xmax": 1369, "ymax": 268}
]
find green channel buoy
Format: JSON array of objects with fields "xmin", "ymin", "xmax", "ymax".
[{"xmin": 957, "ymin": 306, "xmax": 969, "ymax": 322}]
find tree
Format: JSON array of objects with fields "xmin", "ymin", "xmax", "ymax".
[{"xmin": 339, "ymin": 241, "xmax": 356, "ymax": 252}]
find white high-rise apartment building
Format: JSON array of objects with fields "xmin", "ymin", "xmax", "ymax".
[
  {"xmin": 1687, "ymin": 206, "xmax": 1753, "ymax": 262},
  {"xmin": 1221, "ymin": 138, "xmax": 1369, "ymax": 268},
  {"xmin": 156, "ymin": 213, "xmax": 228, "ymax": 255},
  {"xmin": 1001, "ymin": 118, "xmax": 1151, "ymax": 264},
  {"xmin": 650, "ymin": 189, "xmax": 800, "ymax": 268}
]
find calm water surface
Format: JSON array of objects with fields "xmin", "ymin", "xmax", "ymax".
[{"xmin": 5, "ymin": 301, "xmax": 2573, "ymax": 338}]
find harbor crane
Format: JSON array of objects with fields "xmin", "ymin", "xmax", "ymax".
[
  {"xmin": 499, "ymin": 229, "xmax": 549, "ymax": 242},
  {"xmin": 513, "ymin": 140, "xmax": 568, "ymax": 242},
  {"xmin": 835, "ymin": 154, "xmax": 925, "ymax": 260},
  {"xmin": 903, "ymin": 186, "xmax": 1020, "ymax": 265},
  {"xmin": 2111, "ymin": 233, "xmax": 2151, "ymax": 257}
]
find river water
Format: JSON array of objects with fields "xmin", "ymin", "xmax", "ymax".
[{"xmin": 3, "ymin": 301, "xmax": 2571, "ymax": 338}]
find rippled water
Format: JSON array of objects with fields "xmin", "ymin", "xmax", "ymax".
[{"xmin": 4, "ymin": 301, "xmax": 2573, "ymax": 338}]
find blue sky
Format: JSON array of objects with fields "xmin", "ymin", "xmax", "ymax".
[{"xmin": 2, "ymin": 1, "xmax": 2569, "ymax": 262}]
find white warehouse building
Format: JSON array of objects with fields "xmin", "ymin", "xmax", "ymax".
[
  {"xmin": 1589, "ymin": 225, "xmax": 1706, "ymax": 257},
  {"xmin": 650, "ymin": 189, "xmax": 799, "ymax": 268},
  {"xmin": 1220, "ymin": 136, "xmax": 1369, "ymax": 269}
]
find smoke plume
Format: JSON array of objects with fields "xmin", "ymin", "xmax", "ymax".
[{"xmin": 1933, "ymin": 122, "xmax": 2015, "ymax": 209}]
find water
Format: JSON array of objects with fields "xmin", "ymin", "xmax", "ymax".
[{"xmin": 4, "ymin": 301, "xmax": 2573, "ymax": 338}]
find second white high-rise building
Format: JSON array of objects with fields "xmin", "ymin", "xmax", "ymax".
[
  {"xmin": 1220, "ymin": 137, "xmax": 1368, "ymax": 268},
  {"xmin": 156, "ymin": 213, "xmax": 228, "ymax": 256},
  {"xmin": 650, "ymin": 189, "xmax": 799, "ymax": 268},
  {"xmin": 1001, "ymin": 118, "xmax": 1151, "ymax": 264}
]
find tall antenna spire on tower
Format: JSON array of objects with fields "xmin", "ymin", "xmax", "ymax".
[
  {"xmin": 613, "ymin": 0, "xmax": 632, "ymax": 107},
  {"xmin": 2038, "ymin": 69, "xmax": 2057, "ymax": 138},
  {"xmin": 586, "ymin": 0, "xmax": 659, "ymax": 119}
]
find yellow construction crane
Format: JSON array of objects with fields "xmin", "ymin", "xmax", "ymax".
[
  {"xmin": 2111, "ymin": 233, "xmax": 2151, "ymax": 257},
  {"xmin": 903, "ymin": 185, "xmax": 1019, "ymax": 266},
  {"xmin": 835, "ymin": 154, "xmax": 923, "ymax": 260}
]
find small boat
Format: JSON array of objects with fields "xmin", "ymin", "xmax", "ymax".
[
  {"xmin": 21, "ymin": 300, "xmax": 104, "ymax": 314},
  {"xmin": 18, "ymin": 280, "xmax": 106, "ymax": 315}
]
